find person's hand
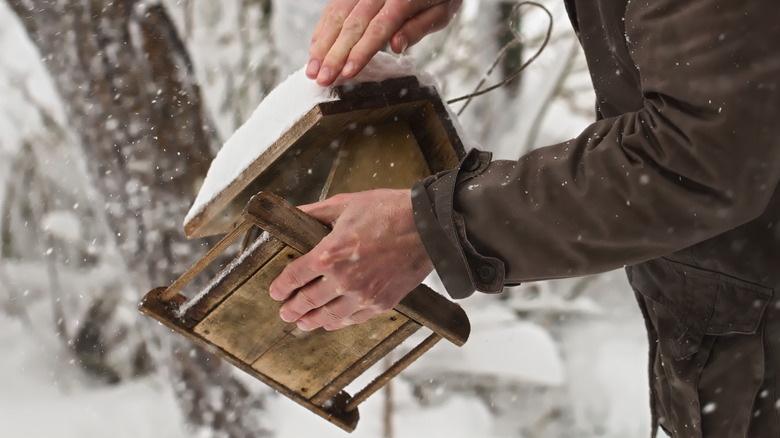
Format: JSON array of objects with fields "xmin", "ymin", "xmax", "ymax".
[
  {"xmin": 269, "ymin": 189, "xmax": 433, "ymax": 331},
  {"xmin": 307, "ymin": 0, "xmax": 462, "ymax": 86}
]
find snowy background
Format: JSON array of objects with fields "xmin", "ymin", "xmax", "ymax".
[{"xmin": 0, "ymin": 1, "xmax": 653, "ymax": 437}]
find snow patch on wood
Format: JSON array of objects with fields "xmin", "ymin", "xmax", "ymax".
[{"xmin": 176, "ymin": 231, "xmax": 272, "ymax": 317}]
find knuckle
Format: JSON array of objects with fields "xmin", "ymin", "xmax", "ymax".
[
  {"xmin": 366, "ymin": 18, "xmax": 392, "ymax": 39},
  {"xmin": 342, "ymin": 16, "xmax": 367, "ymax": 34},
  {"xmin": 322, "ymin": 305, "xmax": 343, "ymax": 323},
  {"xmin": 326, "ymin": 8, "xmax": 348, "ymax": 26},
  {"xmin": 298, "ymin": 289, "xmax": 319, "ymax": 308},
  {"xmin": 357, "ymin": 295, "xmax": 375, "ymax": 309}
]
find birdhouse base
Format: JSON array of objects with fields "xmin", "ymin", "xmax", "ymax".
[{"xmin": 140, "ymin": 193, "xmax": 469, "ymax": 432}]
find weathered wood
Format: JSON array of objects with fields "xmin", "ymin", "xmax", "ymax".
[
  {"xmin": 310, "ymin": 319, "xmax": 422, "ymax": 406},
  {"xmin": 396, "ymin": 285, "xmax": 470, "ymax": 346},
  {"xmin": 333, "ymin": 76, "xmax": 421, "ymax": 101},
  {"xmin": 139, "ymin": 287, "xmax": 360, "ymax": 432},
  {"xmin": 319, "ymin": 121, "xmax": 431, "ymax": 199},
  {"xmin": 195, "ymin": 247, "xmax": 301, "ymax": 363},
  {"xmin": 161, "ymin": 221, "xmax": 253, "ymax": 302},
  {"xmin": 345, "ymin": 333, "xmax": 443, "ymax": 412},
  {"xmin": 251, "ymin": 310, "xmax": 409, "ymax": 397},
  {"xmin": 243, "ymin": 193, "xmax": 330, "ymax": 253},
  {"xmin": 183, "ymin": 236, "xmax": 286, "ymax": 323}
]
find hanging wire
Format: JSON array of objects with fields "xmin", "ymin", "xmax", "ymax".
[{"xmin": 447, "ymin": 1, "xmax": 554, "ymax": 116}]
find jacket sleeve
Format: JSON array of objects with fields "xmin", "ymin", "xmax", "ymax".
[{"xmin": 412, "ymin": 0, "xmax": 780, "ymax": 299}]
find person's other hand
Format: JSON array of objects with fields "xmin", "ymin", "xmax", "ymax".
[
  {"xmin": 268, "ymin": 189, "xmax": 433, "ymax": 331},
  {"xmin": 307, "ymin": 0, "xmax": 462, "ymax": 86}
]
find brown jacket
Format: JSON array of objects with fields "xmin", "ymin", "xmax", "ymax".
[{"xmin": 412, "ymin": 1, "xmax": 780, "ymax": 437}]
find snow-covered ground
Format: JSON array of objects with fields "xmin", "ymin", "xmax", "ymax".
[{"xmin": 1, "ymin": 272, "xmax": 651, "ymax": 438}]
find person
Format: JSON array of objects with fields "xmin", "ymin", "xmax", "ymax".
[{"xmin": 268, "ymin": 1, "xmax": 780, "ymax": 436}]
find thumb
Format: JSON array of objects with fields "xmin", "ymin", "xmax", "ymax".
[{"xmin": 298, "ymin": 194, "xmax": 351, "ymax": 226}]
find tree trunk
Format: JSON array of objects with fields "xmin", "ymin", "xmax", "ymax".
[{"xmin": 6, "ymin": 1, "xmax": 270, "ymax": 436}]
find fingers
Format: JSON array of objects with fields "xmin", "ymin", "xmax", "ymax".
[
  {"xmin": 308, "ymin": 0, "xmax": 361, "ymax": 78},
  {"xmin": 323, "ymin": 308, "xmax": 378, "ymax": 331},
  {"xmin": 278, "ymin": 276, "xmax": 344, "ymax": 325},
  {"xmin": 296, "ymin": 295, "xmax": 373, "ymax": 331},
  {"xmin": 390, "ymin": 0, "xmax": 460, "ymax": 53},
  {"xmin": 318, "ymin": 0, "xmax": 390, "ymax": 85},
  {"xmin": 269, "ymin": 251, "xmax": 323, "ymax": 301},
  {"xmin": 310, "ymin": 0, "xmax": 450, "ymax": 86}
]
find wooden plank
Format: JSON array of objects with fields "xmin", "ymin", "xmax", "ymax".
[
  {"xmin": 182, "ymin": 235, "xmax": 287, "ymax": 323},
  {"xmin": 194, "ymin": 247, "xmax": 302, "ymax": 364},
  {"xmin": 333, "ymin": 76, "xmax": 421, "ymax": 101},
  {"xmin": 407, "ymin": 101, "xmax": 464, "ymax": 173},
  {"xmin": 138, "ymin": 287, "xmax": 360, "ymax": 432},
  {"xmin": 310, "ymin": 319, "xmax": 421, "ymax": 406},
  {"xmin": 160, "ymin": 221, "xmax": 252, "ymax": 302},
  {"xmin": 251, "ymin": 310, "xmax": 409, "ymax": 397},
  {"xmin": 396, "ymin": 285, "xmax": 470, "ymax": 346},
  {"xmin": 319, "ymin": 121, "xmax": 431, "ymax": 199},
  {"xmin": 345, "ymin": 333, "xmax": 442, "ymax": 412}
]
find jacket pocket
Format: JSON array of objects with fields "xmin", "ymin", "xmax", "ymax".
[{"xmin": 629, "ymin": 257, "xmax": 773, "ymax": 438}]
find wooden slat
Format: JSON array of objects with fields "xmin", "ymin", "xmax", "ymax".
[
  {"xmin": 194, "ymin": 247, "xmax": 302, "ymax": 364},
  {"xmin": 183, "ymin": 236, "xmax": 287, "ymax": 322},
  {"xmin": 395, "ymin": 286, "xmax": 470, "ymax": 346},
  {"xmin": 160, "ymin": 221, "xmax": 252, "ymax": 302},
  {"xmin": 243, "ymin": 192, "xmax": 330, "ymax": 253},
  {"xmin": 251, "ymin": 310, "xmax": 409, "ymax": 397},
  {"xmin": 407, "ymin": 101, "xmax": 463, "ymax": 172},
  {"xmin": 310, "ymin": 319, "xmax": 421, "ymax": 406},
  {"xmin": 345, "ymin": 333, "xmax": 443, "ymax": 412}
]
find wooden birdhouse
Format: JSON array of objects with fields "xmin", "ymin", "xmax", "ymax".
[{"xmin": 140, "ymin": 55, "xmax": 470, "ymax": 432}]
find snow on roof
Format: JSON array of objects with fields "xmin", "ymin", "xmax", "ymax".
[{"xmin": 184, "ymin": 52, "xmax": 438, "ymax": 226}]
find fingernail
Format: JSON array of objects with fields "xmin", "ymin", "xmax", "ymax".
[
  {"xmin": 306, "ymin": 59, "xmax": 320, "ymax": 78},
  {"xmin": 398, "ymin": 35, "xmax": 409, "ymax": 53},
  {"xmin": 343, "ymin": 62, "xmax": 355, "ymax": 78},
  {"xmin": 268, "ymin": 285, "xmax": 282, "ymax": 301},
  {"xmin": 317, "ymin": 67, "xmax": 332, "ymax": 85},
  {"xmin": 279, "ymin": 308, "xmax": 296, "ymax": 322},
  {"xmin": 297, "ymin": 320, "xmax": 314, "ymax": 331}
]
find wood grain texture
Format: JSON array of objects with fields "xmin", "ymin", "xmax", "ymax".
[
  {"xmin": 194, "ymin": 247, "xmax": 301, "ymax": 364},
  {"xmin": 251, "ymin": 310, "xmax": 409, "ymax": 397},
  {"xmin": 310, "ymin": 319, "xmax": 421, "ymax": 406},
  {"xmin": 182, "ymin": 235, "xmax": 286, "ymax": 323},
  {"xmin": 319, "ymin": 121, "xmax": 431, "ymax": 199},
  {"xmin": 243, "ymin": 192, "xmax": 329, "ymax": 253}
]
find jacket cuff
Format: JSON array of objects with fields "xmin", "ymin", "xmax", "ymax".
[{"xmin": 411, "ymin": 149, "xmax": 505, "ymax": 299}]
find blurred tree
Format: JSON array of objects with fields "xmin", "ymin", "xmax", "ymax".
[{"xmin": 5, "ymin": 1, "xmax": 271, "ymax": 436}]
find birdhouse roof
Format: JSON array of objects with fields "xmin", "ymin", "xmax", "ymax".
[{"xmin": 184, "ymin": 53, "xmax": 465, "ymax": 239}]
